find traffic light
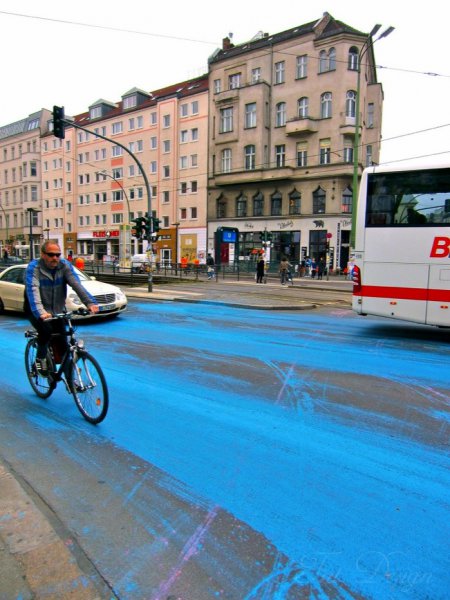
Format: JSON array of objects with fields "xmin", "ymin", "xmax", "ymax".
[
  {"xmin": 152, "ymin": 216, "xmax": 162, "ymax": 233},
  {"xmin": 266, "ymin": 232, "xmax": 273, "ymax": 242},
  {"xmin": 52, "ymin": 105, "xmax": 66, "ymax": 139},
  {"xmin": 144, "ymin": 216, "xmax": 153, "ymax": 241},
  {"xmin": 131, "ymin": 217, "xmax": 146, "ymax": 239}
]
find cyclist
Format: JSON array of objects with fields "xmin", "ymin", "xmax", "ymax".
[{"xmin": 25, "ymin": 241, "xmax": 99, "ymax": 376}]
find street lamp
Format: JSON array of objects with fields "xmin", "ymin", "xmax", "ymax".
[
  {"xmin": 26, "ymin": 207, "xmax": 41, "ymax": 260},
  {"xmin": 351, "ymin": 24, "xmax": 394, "ymax": 249}
]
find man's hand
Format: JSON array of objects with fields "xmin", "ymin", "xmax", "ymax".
[
  {"xmin": 40, "ymin": 312, "xmax": 52, "ymax": 320},
  {"xmin": 88, "ymin": 304, "xmax": 99, "ymax": 315}
]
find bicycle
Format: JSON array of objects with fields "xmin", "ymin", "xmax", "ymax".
[{"xmin": 24, "ymin": 310, "xmax": 109, "ymax": 424}]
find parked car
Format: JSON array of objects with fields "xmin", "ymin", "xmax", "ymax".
[{"xmin": 0, "ymin": 264, "xmax": 127, "ymax": 319}]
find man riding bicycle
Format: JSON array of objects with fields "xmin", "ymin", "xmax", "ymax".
[{"xmin": 25, "ymin": 241, "xmax": 99, "ymax": 376}]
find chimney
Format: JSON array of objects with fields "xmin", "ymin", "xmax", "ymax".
[{"xmin": 222, "ymin": 37, "xmax": 234, "ymax": 50}]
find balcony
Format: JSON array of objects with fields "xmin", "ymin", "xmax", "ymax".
[{"xmin": 286, "ymin": 117, "xmax": 318, "ymax": 136}]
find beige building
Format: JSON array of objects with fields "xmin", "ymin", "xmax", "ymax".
[
  {"xmin": 0, "ymin": 110, "xmax": 52, "ymax": 259},
  {"xmin": 207, "ymin": 13, "xmax": 384, "ymax": 270},
  {"xmin": 40, "ymin": 75, "xmax": 209, "ymax": 266}
]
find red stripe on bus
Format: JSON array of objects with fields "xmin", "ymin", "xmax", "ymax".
[{"xmin": 357, "ymin": 286, "xmax": 450, "ymax": 302}]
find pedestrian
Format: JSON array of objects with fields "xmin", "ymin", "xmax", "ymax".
[
  {"xmin": 311, "ymin": 258, "xmax": 317, "ymax": 279},
  {"xmin": 256, "ymin": 258, "xmax": 265, "ymax": 283},
  {"xmin": 3, "ymin": 248, "xmax": 8, "ymax": 263},
  {"xmin": 25, "ymin": 240, "xmax": 99, "ymax": 376},
  {"xmin": 279, "ymin": 257, "xmax": 292, "ymax": 285},
  {"xmin": 317, "ymin": 257, "xmax": 325, "ymax": 280},
  {"xmin": 206, "ymin": 253, "xmax": 215, "ymax": 280}
]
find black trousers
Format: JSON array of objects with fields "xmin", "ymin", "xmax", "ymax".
[{"xmin": 26, "ymin": 311, "xmax": 68, "ymax": 360}]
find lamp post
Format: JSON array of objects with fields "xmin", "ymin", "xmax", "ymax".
[
  {"xmin": 351, "ymin": 24, "xmax": 394, "ymax": 249},
  {"xmin": 26, "ymin": 207, "xmax": 40, "ymax": 260},
  {"xmin": 0, "ymin": 202, "xmax": 9, "ymax": 254}
]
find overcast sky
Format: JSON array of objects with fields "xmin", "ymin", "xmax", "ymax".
[{"xmin": 1, "ymin": 0, "xmax": 449, "ymax": 166}]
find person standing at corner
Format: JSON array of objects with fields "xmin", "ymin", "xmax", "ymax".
[
  {"xmin": 25, "ymin": 240, "xmax": 99, "ymax": 376},
  {"xmin": 256, "ymin": 257, "xmax": 265, "ymax": 283}
]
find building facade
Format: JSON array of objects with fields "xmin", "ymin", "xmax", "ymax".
[{"xmin": 207, "ymin": 13, "xmax": 383, "ymax": 271}]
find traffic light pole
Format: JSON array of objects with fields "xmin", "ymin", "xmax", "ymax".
[{"xmin": 57, "ymin": 116, "xmax": 154, "ymax": 291}]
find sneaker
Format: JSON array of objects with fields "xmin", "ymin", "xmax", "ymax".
[{"xmin": 36, "ymin": 357, "xmax": 48, "ymax": 377}]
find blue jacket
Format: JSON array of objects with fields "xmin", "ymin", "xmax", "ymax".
[{"xmin": 26, "ymin": 258, "xmax": 96, "ymax": 319}]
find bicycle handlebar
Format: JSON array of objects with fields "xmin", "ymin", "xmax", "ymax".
[{"xmin": 45, "ymin": 308, "xmax": 90, "ymax": 321}]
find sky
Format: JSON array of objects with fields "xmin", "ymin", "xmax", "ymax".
[{"xmin": 0, "ymin": 0, "xmax": 449, "ymax": 166}]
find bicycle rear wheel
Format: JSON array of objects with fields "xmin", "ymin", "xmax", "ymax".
[
  {"xmin": 24, "ymin": 338, "xmax": 56, "ymax": 399},
  {"xmin": 69, "ymin": 351, "xmax": 108, "ymax": 424}
]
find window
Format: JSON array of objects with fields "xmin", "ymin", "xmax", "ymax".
[
  {"xmin": 137, "ymin": 116, "xmax": 143, "ymax": 129},
  {"xmin": 180, "ymin": 130, "xmax": 188, "ymax": 143},
  {"xmin": 253, "ymin": 192, "xmax": 264, "ymax": 217},
  {"xmin": 191, "ymin": 101, "xmax": 198, "ymax": 114},
  {"xmin": 112, "ymin": 122, "xmax": 123, "ymax": 134},
  {"xmin": 129, "ymin": 165, "xmax": 135, "ymax": 176},
  {"xmin": 321, "ymin": 92, "xmax": 332, "ymax": 118},
  {"xmin": 244, "ymin": 145, "xmax": 256, "ymax": 170},
  {"xmin": 163, "ymin": 140, "xmax": 171, "ymax": 153},
  {"xmin": 150, "ymin": 112, "xmax": 157, "ymax": 125},
  {"xmin": 191, "ymin": 128, "xmax": 198, "ymax": 141},
  {"xmin": 298, "ymin": 97, "xmax": 309, "ymax": 119},
  {"xmin": 251, "ymin": 67, "xmax": 261, "ymax": 83},
  {"xmin": 125, "ymin": 97, "xmax": 137, "ymax": 110},
  {"xmin": 296, "ymin": 55, "xmax": 308, "ymax": 79},
  {"xmin": 163, "ymin": 115, "xmax": 170, "ymax": 128},
  {"xmin": 367, "ymin": 103, "xmax": 375, "ymax": 128},
  {"xmin": 180, "ymin": 208, "xmax": 187, "ymax": 220},
  {"xmin": 163, "ymin": 190, "xmax": 170, "ymax": 203},
  {"xmin": 245, "ymin": 103, "xmax": 257, "ymax": 128},
  {"xmin": 136, "ymin": 140, "xmax": 143, "ymax": 152},
  {"xmin": 112, "ymin": 146, "xmax": 123, "ymax": 157},
  {"xmin": 163, "ymin": 165, "xmax": 170, "ymax": 178},
  {"xmin": 346, "ymin": 90, "xmax": 356, "ymax": 119},
  {"xmin": 319, "ymin": 48, "xmax": 336, "ymax": 73},
  {"xmin": 222, "ymin": 149, "xmax": 232, "ymax": 173},
  {"xmin": 180, "ymin": 182, "xmax": 188, "ymax": 194},
  {"xmin": 214, "ymin": 79, "xmax": 221, "ymax": 93},
  {"xmin": 190, "ymin": 207, "xmax": 197, "ymax": 219},
  {"xmin": 236, "ymin": 194, "xmax": 247, "ymax": 217},
  {"xmin": 180, "ymin": 103, "xmax": 188, "ymax": 117},
  {"xmin": 296, "ymin": 142, "xmax": 307, "ymax": 167},
  {"xmin": 191, "ymin": 180, "xmax": 198, "ymax": 193},
  {"xmin": 151, "ymin": 136, "xmax": 157, "ymax": 149},
  {"xmin": 150, "ymin": 161, "xmax": 157, "ymax": 174},
  {"xmin": 229, "ymin": 73, "xmax": 241, "ymax": 89},
  {"xmin": 313, "ymin": 187, "xmax": 326, "ymax": 213},
  {"xmin": 220, "ymin": 107, "xmax": 233, "ymax": 133},
  {"xmin": 191, "ymin": 154, "xmax": 198, "ymax": 167},
  {"xmin": 112, "ymin": 167, "xmax": 123, "ymax": 179},
  {"xmin": 275, "ymin": 144, "xmax": 286, "ymax": 168},
  {"xmin": 341, "ymin": 187, "xmax": 352, "ymax": 213},
  {"xmin": 217, "ymin": 196, "xmax": 227, "ymax": 218},
  {"xmin": 329, "ymin": 48, "xmax": 336, "ymax": 70},
  {"xmin": 319, "ymin": 139, "xmax": 331, "ymax": 165},
  {"xmin": 271, "ymin": 192, "xmax": 282, "ymax": 216},
  {"xmin": 366, "ymin": 145, "xmax": 373, "ymax": 167},
  {"xmin": 112, "ymin": 214, "xmax": 123, "ymax": 224},
  {"xmin": 289, "ymin": 190, "xmax": 301, "ymax": 215},
  {"xmin": 276, "ymin": 102, "xmax": 286, "ymax": 127},
  {"xmin": 275, "ymin": 61, "xmax": 285, "ymax": 84},
  {"xmin": 343, "ymin": 146, "xmax": 354, "ymax": 163},
  {"xmin": 180, "ymin": 156, "xmax": 188, "ymax": 169},
  {"xmin": 348, "ymin": 47, "xmax": 359, "ymax": 71}
]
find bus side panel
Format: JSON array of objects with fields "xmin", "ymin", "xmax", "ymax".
[
  {"xmin": 357, "ymin": 263, "xmax": 429, "ymax": 324},
  {"xmin": 426, "ymin": 266, "xmax": 450, "ymax": 326}
]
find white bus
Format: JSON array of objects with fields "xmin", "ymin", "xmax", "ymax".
[{"xmin": 352, "ymin": 164, "xmax": 450, "ymax": 327}]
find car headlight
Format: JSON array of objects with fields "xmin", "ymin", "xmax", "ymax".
[
  {"xmin": 68, "ymin": 293, "xmax": 83, "ymax": 306},
  {"xmin": 116, "ymin": 291, "xmax": 126, "ymax": 302}
]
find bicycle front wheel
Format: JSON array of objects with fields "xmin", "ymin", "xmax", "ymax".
[
  {"xmin": 25, "ymin": 338, "xmax": 56, "ymax": 399},
  {"xmin": 69, "ymin": 351, "xmax": 108, "ymax": 424}
]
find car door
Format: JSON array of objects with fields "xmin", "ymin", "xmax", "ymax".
[{"xmin": 0, "ymin": 267, "xmax": 26, "ymax": 310}]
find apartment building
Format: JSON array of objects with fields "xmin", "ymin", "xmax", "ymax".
[
  {"xmin": 0, "ymin": 110, "xmax": 52, "ymax": 259},
  {"xmin": 40, "ymin": 75, "xmax": 209, "ymax": 265},
  {"xmin": 207, "ymin": 12, "xmax": 383, "ymax": 270}
]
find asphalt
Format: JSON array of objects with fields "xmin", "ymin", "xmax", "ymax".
[{"xmin": 0, "ymin": 275, "xmax": 353, "ymax": 599}]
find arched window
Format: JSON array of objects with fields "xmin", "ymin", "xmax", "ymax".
[
  {"xmin": 216, "ymin": 194, "xmax": 227, "ymax": 218},
  {"xmin": 348, "ymin": 47, "xmax": 359, "ymax": 71},
  {"xmin": 313, "ymin": 187, "xmax": 326, "ymax": 214},
  {"xmin": 346, "ymin": 90, "xmax": 356, "ymax": 118},
  {"xmin": 253, "ymin": 191, "xmax": 264, "ymax": 217},
  {"xmin": 289, "ymin": 189, "xmax": 301, "ymax": 215},
  {"xmin": 319, "ymin": 50, "xmax": 327, "ymax": 73},
  {"xmin": 244, "ymin": 145, "xmax": 256, "ymax": 170},
  {"xmin": 236, "ymin": 193, "xmax": 247, "ymax": 217},
  {"xmin": 276, "ymin": 102, "xmax": 286, "ymax": 126},
  {"xmin": 321, "ymin": 92, "xmax": 332, "ymax": 118},
  {"xmin": 298, "ymin": 97, "xmax": 309, "ymax": 118},
  {"xmin": 271, "ymin": 191, "xmax": 282, "ymax": 216},
  {"xmin": 341, "ymin": 187, "xmax": 352, "ymax": 214},
  {"xmin": 329, "ymin": 47, "xmax": 336, "ymax": 70}
]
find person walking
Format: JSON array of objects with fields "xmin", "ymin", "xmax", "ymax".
[
  {"xmin": 206, "ymin": 253, "xmax": 215, "ymax": 280},
  {"xmin": 256, "ymin": 258, "xmax": 265, "ymax": 283},
  {"xmin": 25, "ymin": 240, "xmax": 99, "ymax": 376},
  {"xmin": 317, "ymin": 257, "xmax": 326, "ymax": 280},
  {"xmin": 279, "ymin": 257, "xmax": 292, "ymax": 285}
]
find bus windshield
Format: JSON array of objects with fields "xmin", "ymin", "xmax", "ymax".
[{"xmin": 366, "ymin": 168, "xmax": 450, "ymax": 227}]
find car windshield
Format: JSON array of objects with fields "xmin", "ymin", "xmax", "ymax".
[{"xmin": 72, "ymin": 265, "xmax": 90, "ymax": 281}]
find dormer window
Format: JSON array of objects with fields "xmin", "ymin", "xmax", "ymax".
[
  {"xmin": 90, "ymin": 106, "xmax": 102, "ymax": 119},
  {"xmin": 123, "ymin": 96, "xmax": 137, "ymax": 109}
]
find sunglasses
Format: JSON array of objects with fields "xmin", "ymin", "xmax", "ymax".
[{"xmin": 44, "ymin": 252, "xmax": 61, "ymax": 258}]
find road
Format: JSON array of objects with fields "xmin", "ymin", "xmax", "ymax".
[{"xmin": 0, "ymin": 298, "xmax": 449, "ymax": 599}]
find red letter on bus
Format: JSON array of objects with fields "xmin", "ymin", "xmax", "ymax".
[{"xmin": 430, "ymin": 236, "xmax": 450, "ymax": 257}]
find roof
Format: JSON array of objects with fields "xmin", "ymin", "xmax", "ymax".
[{"xmin": 208, "ymin": 13, "xmax": 366, "ymax": 64}]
